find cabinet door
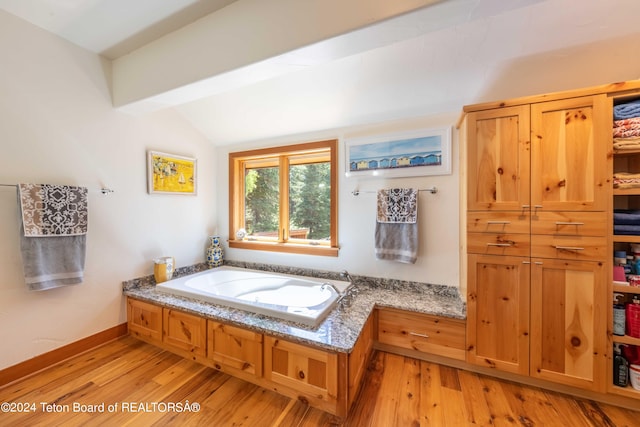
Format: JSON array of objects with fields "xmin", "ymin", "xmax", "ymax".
[
  {"xmin": 264, "ymin": 336, "xmax": 339, "ymax": 410},
  {"xmin": 127, "ymin": 298, "xmax": 162, "ymax": 344},
  {"xmin": 530, "ymin": 259, "xmax": 606, "ymax": 391},
  {"xmin": 466, "ymin": 254, "xmax": 530, "ymax": 375},
  {"xmin": 530, "ymin": 95, "xmax": 610, "ymax": 211},
  {"xmin": 207, "ymin": 321, "xmax": 262, "ymax": 378},
  {"xmin": 162, "ymin": 308, "xmax": 207, "ymax": 357},
  {"xmin": 467, "ymin": 105, "xmax": 531, "ymax": 211}
]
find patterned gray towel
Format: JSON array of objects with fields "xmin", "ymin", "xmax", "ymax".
[
  {"xmin": 17, "ymin": 184, "xmax": 88, "ymax": 291},
  {"xmin": 375, "ymin": 188, "xmax": 418, "ymax": 264},
  {"xmin": 376, "ymin": 188, "xmax": 418, "ymax": 223},
  {"xmin": 19, "ymin": 183, "xmax": 88, "ymax": 236}
]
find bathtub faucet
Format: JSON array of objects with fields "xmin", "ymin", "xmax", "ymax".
[
  {"xmin": 321, "ymin": 282, "xmax": 340, "ymax": 295},
  {"xmin": 339, "ymin": 270, "xmax": 353, "ymax": 283}
]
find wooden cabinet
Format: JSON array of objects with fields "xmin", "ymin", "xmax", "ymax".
[
  {"xmin": 127, "ymin": 298, "xmax": 162, "ymax": 344},
  {"xmin": 530, "ymin": 258, "xmax": 607, "ymax": 391},
  {"xmin": 466, "ymin": 105, "xmax": 530, "ymax": 211},
  {"xmin": 466, "ymin": 254, "xmax": 530, "ymax": 375},
  {"xmin": 126, "ymin": 297, "xmax": 375, "ymax": 417},
  {"xmin": 464, "ymin": 90, "xmax": 611, "ymax": 391},
  {"xmin": 264, "ymin": 336, "xmax": 344, "ymax": 416},
  {"xmin": 162, "ymin": 308, "xmax": 207, "ymax": 358},
  {"xmin": 207, "ymin": 321, "xmax": 262, "ymax": 379},
  {"xmin": 377, "ymin": 307, "xmax": 466, "ymax": 361},
  {"xmin": 530, "ymin": 95, "xmax": 609, "ymax": 212},
  {"xmin": 348, "ymin": 315, "xmax": 374, "ymax": 405}
]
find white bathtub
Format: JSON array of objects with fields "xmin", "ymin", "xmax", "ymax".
[{"xmin": 155, "ymin": 266, "xmax": 351, "ymax": 327}]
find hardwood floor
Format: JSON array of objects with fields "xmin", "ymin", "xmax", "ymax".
[{"xmin": 0, "ymin": 336, "xmax": 638, "ymax": 426}]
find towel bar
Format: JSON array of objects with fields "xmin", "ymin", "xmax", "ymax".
[
  {"xmin": 1, "ymin": 183, "xmax": 114, "ymax": 194},
  {"xmin": 351, "ymin": 186, "xmax": 437, "ymax": 196}
]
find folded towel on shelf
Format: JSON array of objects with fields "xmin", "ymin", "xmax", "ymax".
[
  {"xmin": 614, "ymin": 99, "xmax": 640, "ymax": 120},
  {"xmin": 613, "ymin": 137, "xmax": 640, "ymax": 150},
  {"xmin": 614, "ymin": 172, "xmax": 640, "ymax": 189},
  {"xmin": 614, "ymin": 210, "xmax": 640, "ymax": 225},
  {"xmin": 613, "ymin": 126, "xmax": 640, "ymax": 139},
  {"xmin": 614, "ymin": 117, "xmax": 640, "ymax": 127},
  {"xmin": 614, "ymin": 224, "xmax": 640, "ymax": 235},
  {"xmin": 375, "ymin": 188, "xmax": 418, "ymax": 264},
  {"xmin": 18, "ymin": 184, "xmax": 88, "ymax": 291}
]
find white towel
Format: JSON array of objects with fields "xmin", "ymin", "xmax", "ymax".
[
  {"xmin": 374, "ymin": 188, "xmax": 418, "ymax": 264},
  {"xmin": 18, "ymin": 184, "xmax": 88, "ymax": 291}
]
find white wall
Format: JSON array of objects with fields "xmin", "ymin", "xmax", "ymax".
[
  {"xmin": 0, "ymin": 11, "xmax": 216, "ymax": 370},
  {"xmin": 217, "ymin": 112, "xmax": 460, "ymax": 289}
]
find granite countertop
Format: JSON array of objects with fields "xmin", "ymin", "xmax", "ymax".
[{"xmin": 122, "ymin": 261, "xmax": 466, "ymax": 354}]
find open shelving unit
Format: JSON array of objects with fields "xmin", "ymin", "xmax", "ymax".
[{"xmin": 610, "ymin": 92, "xmax": 640, "ymax": 398}]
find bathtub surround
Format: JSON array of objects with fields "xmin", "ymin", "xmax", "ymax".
[
  {"xmin": 123, "ymin": 261, "xmax": 465, "ymax": 352},
  {"xmin": 155, "ymin": 266, "xmax": 347, "ymax": 327}
]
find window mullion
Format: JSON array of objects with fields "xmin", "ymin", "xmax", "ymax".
[{"xmin": 279, "ymin": 155, "xmax": 289, "ymax": 243}]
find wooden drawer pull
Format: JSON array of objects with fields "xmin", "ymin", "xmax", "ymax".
[
  {"xmin": 486, "ymin": 221, "xmax": 511, "ymax": 225},
  {"xmin": 555, "ymin": 221, "xmax": 584, "ymax": 226},
  {"xmin": 409, "ymin": 332, "xmax": 430, "ymax": 339},
  {"xmin": 486, "ymin": 243, "xmax": 512, "ymax": 247},
  {"xmin": 554, "ymin": 245, "xmax": 584, "ymax": 251}
]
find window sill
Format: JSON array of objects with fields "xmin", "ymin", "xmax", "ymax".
[{"xmin": 228, "ymin": 240, "xmax": 339, "ymax": 257}]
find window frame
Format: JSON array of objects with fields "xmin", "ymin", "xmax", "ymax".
[{"xmin": 229, "ymin": 139, "xmax": 339, "ymax": 257}]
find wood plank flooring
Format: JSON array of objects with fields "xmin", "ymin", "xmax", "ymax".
[{"xmin": 0, "ymin": 336, "xmax": 638, "ymax": 426}]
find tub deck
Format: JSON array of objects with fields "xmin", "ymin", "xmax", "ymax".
[
  {"xmin": 155, "ymin": 266, "xmax": 349, "ymax": 327},
  {"xmin": 123, "ymin": 263, "xmax": 466, "ymax": 354}
]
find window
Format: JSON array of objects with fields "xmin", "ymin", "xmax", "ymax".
[{"xmin": 229, "ymin": 139, "xmax": 338, "ymax": 256}]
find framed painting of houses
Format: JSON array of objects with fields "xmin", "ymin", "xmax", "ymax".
[
  {"xmin": 147, "ymin": 150, "xmax": 197, "ymax": 195},
  {"xmin": 344, "ymin": 127, "xmax": 451, "ymax": 178}
]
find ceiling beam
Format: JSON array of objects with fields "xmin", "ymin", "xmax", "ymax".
[{"xmin": 112, "ymin": 0, "xmax": 443, "ymax": 113}]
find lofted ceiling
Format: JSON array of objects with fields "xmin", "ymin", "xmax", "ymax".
[{"xmin": 2, "ymin": 0, "xmax": 640, "ymax": 145}]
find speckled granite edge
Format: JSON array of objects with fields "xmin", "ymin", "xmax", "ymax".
[{"xmin": 122, "ymin": 260, "xmax": 466, "ymax": 354}]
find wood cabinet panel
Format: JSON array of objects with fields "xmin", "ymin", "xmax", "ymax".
[
  {"xmin": 467, "ymin": 232, "xmax": 530, "ymax": 257},
  {"xmin": 162, "ymin": 308, "xmax": 207, "ymax": 357},
  {"xmin": 347, "ymin": 315, "xmax": 373, "ymax": 406},
  {"xmin": 530, "ymin": 211, "xmax": 607, "ymax": 236},
  {"xmin": 377, "ymin": 308, "xmax": 465, "ymax": 360},
  {"xmin": 466, "ymin": 254, "xmax": 530, "ymax": 375},
  {"xmin": 207, "ymin": 321, "xmax": 262, "ymax": 378},
  {"xmin": 530, "ymin": 259, "xmax": 606, "ymax": 391},
  {"xmin": 530, "ymin": 95, "xmax": 610, "ymax": 212},
  {"xmin": 530, "ymin": 235, "xmax": 607, "ymax": 261},
  {"xmin": 467, "ymin": 105, "xmax": 531, "ymax": 211},
  {"xmin": 467, "ymin": 211, "xmax": 530, "ymax": 234},
  {"xmin": 264, "ymin": 336, "xmax": 341, "ymax": 414},
  {"xmin": 127, "ymin": 298, "xmax": 162, "ymax": 344}
]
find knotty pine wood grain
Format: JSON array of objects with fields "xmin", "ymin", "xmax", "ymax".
[{"xmin": 0, "ymin": 336, "xmax": 638, "ymax": 426}]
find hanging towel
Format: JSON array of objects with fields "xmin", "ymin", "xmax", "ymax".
[
  {"xmin": 374, "ymin": 188, "xmax": 418, "ymax": 264},
  {"xmin": 18, "ymin": 184, "xmax": 88, "ymax": 291}
]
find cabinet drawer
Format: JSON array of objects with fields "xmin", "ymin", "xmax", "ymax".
[
  {"xmin": 467, "ymin": 211, "xmax": 529, "ymax": 234},
  {"xmin": 531, "ymin": 211, "xmax": 606, "ymax": 236},
  {"xmin": 467, "ymin": 232, "xmax": 530, "ymax": 257},
  {"xmin": 377, "ymin": 308, "xmax": 465, "ymax": 360},
  {"xmin": 530, "ymin": 235, "xmax": 607, "ymax": 261}
]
